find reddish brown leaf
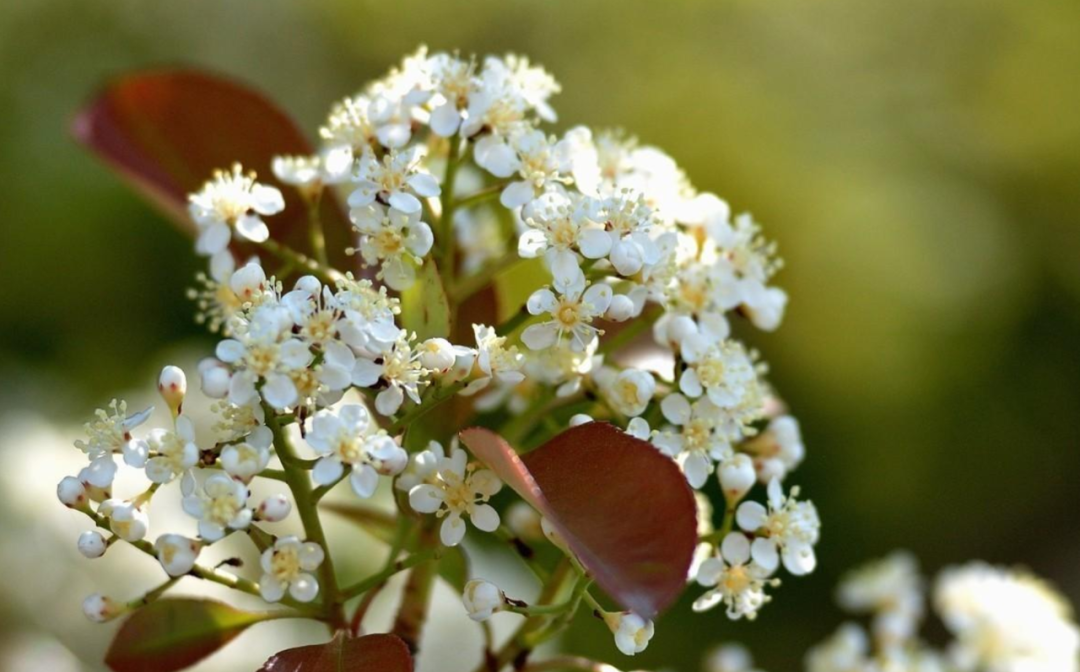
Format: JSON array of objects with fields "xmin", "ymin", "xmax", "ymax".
[
  {"xmin": 104, "ymin": 598, "xmax": 267, "ymax": 672},
  {"xmin": 459, "ymin": 422, "xmax": 697, "ymax": 617},
  {"xmin": 259, "ymin": 633, "xmax": 413, "ymax": 672},
  {"xmin": 71, "ymin": 69, "xmax": 353, "ymax": 267}
]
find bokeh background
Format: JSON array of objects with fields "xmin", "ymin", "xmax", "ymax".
[{"xmin": 2, "ymin": 0, "xmax": 1079, "ymax": 670}]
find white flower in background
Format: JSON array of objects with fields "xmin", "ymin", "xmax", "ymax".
[
  {"xmin": 407, "ymin": 446, "xmax": 503, "ymax": 546},
  {"xmin": 349, "ymin": 203, "xmax": 435, "ymax": 291},
  {"xmin": 427, "ymin": 54, "xmax": 477, "ymax": 137},
  {"xmin": 98, "ymin": 499, "xmax": 149, "ymax": 543},
  {"xmin": 805, "ymin": 624, "xmax": 871, "ymax": 672},
  {"xmin": 348, "ymin": 148, "xmax": 440, "ymax": 215},
  {"xmin": 522, "ymin": 281, "xmax": 612, "ymax": 352},
  {"xmin": 705, "ymin": 643, "xmax": 766, "ymax": 672},
  {"xmin": 82, "ymin": 594, "xmax": 124, "ymax": 623},
  {"xmin": 73, "ymin": 400, "xmax": 152, "ymax": 488},
  {"xmin": 215, "ymin": 303, "xmax": 313, "ymax": 410},
  {"xmin": 272, "ymin": 154, "xmax": 323, "ymax": 189},
  {"xmin": 603, "ymin": 611, "xmax": 655, "ymax": 656},
  {"xmin": 595, "ymin": 367, "xmax": 655, "ymax": 418},
  {"xmin": 504, "ymin": 501, "xmax": 544, "ymax": 541},
  {"xmin": 655, "ymin": 393, "xmax": 731, "ymax": 489},
  {"xmin": 256, "ymin": 494, "xmax": 292, "ymax": 522},
  {"xmin": 220, "ymin": 426, "xmax": 274, "ymax": 483},
  {"xmin": 462, "ymin": 579, "xmax": 504, "ymax": 622},
  {"xmin": 188, "ymin": 164, "xmax": 285, "ymax": 263},
  {"xmin": 77, "ymin": 531, "xmax": 107, "ymax": 559},
  {"xmin": 837, "ymin": 551, "xmax": 924, "ymax": 646},
  {"xmin": 154, "ymin": 534, "xmax": 201, "ymax": 577},
  {"xmin": 744, "ymin": 415, "xmax": 805, "ymax": 484},
  {"xmin": 736, "ymin": 478, "xmax": 820, "ymax": 576},
  {"xmin": 182, "ymin": 473, "xmax": 253, "ymax": 541},
  {"xmin": 143, "ymin": 415, "xmax": 200, "ymax": 484},
  {"xmin": 498, "ymin": 129, "xmax": 572, "ymax": 208},
  {"xmin": 259, "ymin": 537, "xmax": 325, "ymax": 603},
  {"xmin": 694, "ymin": 532, "xmax": 775, "ymax": 620},
  {"xmin": 934, "ymin": 563, "xmax": 1080, "ymax": 672},
  {"xmin": 459, "ymin": 324, "xmax": 526, "ymax": 395},
  {"xmin": 706, "ymin": 212, "xmax": 786, "ymax": 331},
  {"xmin": 306, "ymin": 404, "xmax": 406, "ymax": 497},
  {"xmin": 351, "ymin": 335, "xmax": 429, "ymax": 416}
]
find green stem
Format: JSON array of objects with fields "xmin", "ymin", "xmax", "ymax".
[
  {"xmin": 598, "ymin": 307, "xmax": 659, "ymax": 356},
  {"xmin": 391, "ymin": 522, "xmax": 441, "ymax": 654},
  {"xmin": 264, "ymin": 403, "xmax": 348, "ymax": 630},
  {"xmin": 496, "ymin": 307, "xmax": 531, "ymax": 337},
  {"xmin": 439, "ymin": 139, "xmax": 464, "ymax": 290},
  {"xmin": 306, "ymin": 194, "xmax": 330, "ymax": 268},
  {"xmin": 449, "ymin": 252, "xmax": 524, "ymax": 305},
  {"xmin": 455, "ymin": 182, "xmax": 506, "ymax": 209},
  {"xmin": 260, "ymin": 237, "xmax": 341, "ymax": 285}
]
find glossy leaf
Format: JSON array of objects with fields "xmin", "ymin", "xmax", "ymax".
[
  {"xmin": 459, "ymin": 422, "xmax": 697, "ymax": 617},
  {"xmin": 399, "ymin": 260, "xmax": 451, "ymax": 341},
  {"xmin": 71, "ymin": 69, "xmax": 353, "ymax": 266},
  {"xmin": 259, "ymin": 632, "xmax": 413, "ymax": 672},
  {"xmin": 105, "ymin": 598, "xmax": 268, "ymax": 672}
]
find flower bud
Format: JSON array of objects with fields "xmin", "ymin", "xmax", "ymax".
[
  {"xmin": 82, "ymin": 593, "xmax": 124, "ymax": 623},
  {"xmin": 462, "ymin": 579, "xmax": 504, "ymax": 622},
  {"xmin": 605, "ymin": 295, "xmax": 635, "ymax": 322},
  {"xmin": 257, "ymin": 494, "xmax": 292, "ymax": 522},
  {"xmin": 77, "ymin": 531, "xmax": 107, "ymax": 559},
  {"xmin": 158, "ymin": 365, "xmax": 187, "ymax": 416},
  {"xmin": 198, "ymin": 358, "xmax": 230, "ymax": 398},
  {"xmin": 154, "ymin": 534, "xmax": 201, "ymax": 577},
  {"xmin": 57, "ymin": 476, "xmax": 87, "ymax": 508},
  {"xmin": 604, "ymin": 611, "xmax": 655, "ymax": 656},
  {"xmin": 418, "ymin": 338, "xmax": 456, "ymax": 371},
  {"xmin": 505, "ymin": 502, "xmax": 544, "ymax": 541},
  {"xmin": 718, "ymin": 454, "xmax": 756, "ymax": 503},
  {"xmin": 569, "ymin": 414, "xmax": 593, "ymax": 427}
]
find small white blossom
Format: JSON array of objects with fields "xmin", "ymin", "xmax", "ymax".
[
  {"xmin": 407, "ymin": 446, "xmax": 502, "ymax": 546},
  {"xmin": 736, "ymin": 478, "xmax": 820, "ymax": 576},
  {"xmin": 220, "ymin": 426, "xmax": 274, "ymax": 483},
  {"xmin": 256, "ymin": 494, "xmax": 292, "ymax": 523},
  {"xmin": 182, "ymin": 473, "xmax": 252, "ymax": 541},
  {"xmin": 82, "ymin": 593, "xmax": 123, "ymax": 623},
  {"xmin": 259, "ymin": 536, "xmax": 325, "ymax": 603},
  {"xmin": 349, "ymin": 203, "xmax": 435, "ymax": 290},
  {"xmin": 154, "ymin": 534, "xmax": 201, "ymax": 577},
  {"xmin": 306, "ymin": 404, "xmax": 406, "ymax": 497},
  {"xmin": 694, "ymin": 532, "xmax": 776, "ymax": 620},
  {"xmin": 74, "ymin": 400, "xmax": 152, "ymax": 488},
  {"xmin": 351, "ymin": 335, "xmax": 430, "ymax": 416},
  {"xmin": 272, "ymin": 154, "xmax": 323, "ymax": 189},
  {"xmin": 57, "ymin": 476, "xmax": 88, "ymax": 508},
  {"xmin": 462, "ymin": 579, "xmax": 504, "ymax": 622},
  {"xmin": 188, "ymin": 164, "xmax": 285, "ymax": 268},
  {"xmin": 348, "ymin": 148, "xmax": 440, "ymax": 215},
  {"xmin": 522, "ymin": 281, "xmax": 612, "ymax": 352},
  {"xmin": 143, "ymin": 414, "xmax": 200, "ymax": 484},
  {"xmin": 459, "ymin": 324, "xmax": 525, "ymax": 395},
  {"xmin": 98, "ymin": 499, "xmax": 149, "ymax": 543},
  {"xmin": 596, "ymin": 367, "xmax": 655, "ymax": 418},
  {"xmin": 655, "ymin": 393, "xmax": 731, "ymax": 489},
  {"xmin": 216, "ymin": 304, "xmax": 313, "ymax": 410},
  {"xmin": 745, "ymin": 415, "xmax": 805, "ymax": 484}
]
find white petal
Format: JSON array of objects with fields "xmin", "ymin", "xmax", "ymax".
[
  {"xmin": 684, "ymin": 452, "xmax": 710, "ymax": 489},
  {"xmin": 430, "ymin": 103, "xmax": 462, "ymax": 137},
  {"xmin": 289, "ymin": 574, "xmax": 320, "ymax": 602},
  {"xmin": 235, "ymin": 214, "xmax": 270, "ymax": 243},
  {"xmin": 582, "ymin": 283, "xmax": 613, "ymax": 314},
  {"xmin": 440, "ymin": 514, "xmax": 467, "ymax": 546},
  {"xmin": 751, "ymin": 538, "xmax": 779, "ymax": 573},
  {"xmin": 578, "ymin": 228, "xmax": 612, "ymax": 259},
  {"xmin": 312, "ymin": 457, "xmax": 344, "ymax": 486},
  {"xmin": 526, "ymin": 288, "xmax": 557, "ymax": 315},
  {"xmin": 409, "ymin": 484, "xmax": 445, "ymax": 513},
  {"xmin": 259, "ymin": 576, "xmax": 286, "ymax": 602},
  {"xmin": 375, "ymin": 386, "xmax": 404, "ymax": 416},
  {"xmin": 782, "ymin": 543, "xmax": 816, "ymax": 576},
  {"xmin": 499, "ymin": 181, "xmax": 535, "ymax": 209},
  {"xmin": 679, "ymin": 368, "xmax": 703, "ymax": 398},
  {"xmin": 350, "ymin": 465, "xmax": 379, "ymax": 499},
  {"xmin": 261, "ymin": 374, "xmax": 298, "ymax": 410},
  {"xmin": 736, "ymin": 501, "xmax": 768, "ymax": 532},
  {"xmin": 251, "ymin": 185, "xmax": 285, "ymax": 215},
  {"xmin": 198, "ymin": 222, "xmax": 231, "ymax": 255},
  {"xmin": 407, "ymin": 173, "xmax": 441, "ymax": 198},
  {"xmin": 388, "ymin": 191, "xmax": 421, "ymax": 214},
  {"xmin": 470, "ymin": 504, "xmax": 500, "ymax": 532},
  {"xmin": 521, "ymin": 323, "xmax": 559, "ymax": 350},
  {"xmin": 721, "ymin": 532, "xmax": 751, "ymax": 565},
  {"xmin": 660, "ymin": 393, "xmax": 692, "ymax": 425}
]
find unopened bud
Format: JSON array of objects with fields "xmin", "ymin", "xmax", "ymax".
[
  {"xmin": 718, "ymin": 454, "xmax": 756, "ymax": 503},
  {"xmin": 158, "ymin": 365, "xmax": 187, "ymax": 416},
  {"xmin": 82, "ymin": 593, "xmax": 124, "ymax": 623},
  {"xmin": 257, "ymin": 494, "xmax": 292, "ymax": 522},
  {"xmin": 462, "ymin": 579, "xmax": 504, "ymax": 622},
  {"xmin": 57, "ymin": 476, "xmax": 87, "ymax": 508},
  {"xmin": 77, "ymin": 531, "xmax": 107, "ymax": 559}
]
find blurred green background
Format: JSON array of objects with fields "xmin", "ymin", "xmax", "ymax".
[{"xmin": 2, "ymin": 0, "xmax": 1079, "ymax": 670}]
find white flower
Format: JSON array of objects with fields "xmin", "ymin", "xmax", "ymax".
[
  {"xmin": 603, "ymin": 611, "xmax": 655, "ymax": 656},
  {"xmin": 99, "ymin": 499, "xmax": 149, "ymax": 543},
  {"xmin": 272, "ymin": 154, "xmax": 323, "ymax": 189},
  {"xmin": 349, "ymin": 203, "xmax": 435, "ymax": 290},
  {"xmin": 596, "ymin": 367, "xmax": 655, "ymax": 418},
  {"xmin": 736, "ymin": 478, "xmax": 820, "ymax": 576},
  {"xmin": 256, "ymin": 494, "xmax": 292, "ymax": 522},
  {"xmin": 418, "ymin": 337, "xmax": 470, "ymax": 372},
  {"xmin": 143, "ymin": 414, "xmax": 200, "ymax": 484},
  {"xmin": 504, "ymin": 502, "xmax": 544, "ymax": 541},
  {"xmin": 462, "ymin": 579, "xmax": 504, "ymax": 622},
  {"xmin": 182, "ymin": 473, "xmax": 252, "ymax": 541},
  {"xmin": 154, "ymin": 534, "xmax": 201, "ymax": 577},
  {"xmin": 216, "ymin": 304, "xmax": 313, "ymax": 410},
  {"xmin": 158, "ymin": 365, "xmax": 187, "ymax": 416},
  {"xmin": 680, "ymin": 335, "xmax": 764, "ymax": 414},
  {"xmin": 694, "ymin": 533, "xmax": 776, "ymax": 620},
  {"xmin": 82, "ymin": 593, "xmax": 123, "ymax": 623},
  {"xmin": 220, "ymin": 426, "xmax": 273, "ymax": 483},
  {"xmin": 459, "ymin": 324, "xmax": 525, "ymax": 395},
  {"xmin": 407, "ymin": 446, "xmax": 502, "ymax": 546},
  {"xmin": 587, "ymin": 192, "xmax": 660, "ymax": 277},
  {"xmin": 805, "ymin": 624, "xmax": 871, "ymax": 672},
  {"xmin": 199, "ymin": 358, "xmax": 232, "ymax": 399},
  {"xmin": 351, "ymin": 335, "xmax": 430, "ymax": 416},
  {"xmin": 74, "ymin": 399, "xmax": 152, "ymax": 488},
  {"xmin": 77, "ymin": 531, "xmax": 107, "ymax": 559},
  {"xmin": 188, "ymin": 164, "xmax": 285, "ymax": 258},
  {"xmin": 348, "ymin": 148, "xmax": 440, "ymax": 215},
  {"xmin": 498, "ymin": 129, "xmax": 572, "ymax": 208},
  {"xmin": 655, "ymin": 393, "xmax": 731, "ymax": 489},
  {"xmin": 705, "ymin": 644, "xmax": 760, "ymax": 672},
  {"xmin": 522, "ymin": 281, "xmax": 612, "ymax": 352},
  {"xmin": 517, "ymin": 193, "xmax": 610, "ymax": 289},
  {"xmin": 934, "ymin": 562, "xmax": 1080, "ymax": 672},
  {"xmin": 306, "ymin": 404, "xmax": 406, "ymax": 497},
  {"xmin": 745, "ymin": 415, "xmax": 806, "ymax": 484},
  {"xmin": 259, "ymin": 536, "xmax": 325, "ymax": 603}
]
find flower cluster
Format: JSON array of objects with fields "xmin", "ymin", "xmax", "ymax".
[{"xmin": 59, "ymin": 46, "xmax": 820, "ymax": 669}]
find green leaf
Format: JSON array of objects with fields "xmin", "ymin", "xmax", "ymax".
[
  {"xmin": 104, "ymin": 598, "xmax": 269, "ymax": 672},
  {"xmin": 259, "ymin": 632, "xmax": 413, "ymax": 672},
  {"xmin": 399, "ymin": 259, "xmax": 450, "ymax": 341},
  {"xmin": 459, "ymin": 423, "xmax": 697, "ymax": 618},
  {"xmin": 71, "ymin": 69, "xmax": 354, "ymax": 269}
]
